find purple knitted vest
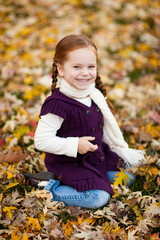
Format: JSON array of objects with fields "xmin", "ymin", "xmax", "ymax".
[{"xmin": 40, "ymin": 89, "xmax": 122, "ymax": 195}]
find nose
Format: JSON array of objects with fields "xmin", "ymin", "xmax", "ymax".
[{"xmin": 81, "ymin": 68, "xmax": 89, "ymax": 76}]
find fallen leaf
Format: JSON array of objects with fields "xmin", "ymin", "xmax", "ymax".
[
  {"xmin": 23, "ymin": 231, "xmax": 28, "ymax": 240},
  {"xmin": 0, "ymin": 148, "xmax": 28, "ymax": 163},
  {"xmin": 5, "ymin": 182, "xmax": 19, "ymax": 190},
  {"xmin": 113, "ymin": 168, "xmax": 130, "ymax": 186},
  {"xmin": 62, "ymin": 219, "xmax": 73, "ymax": 237},
  {"xmin": 3, "ymin": 206, "xmax": 17, "ymax": 219}
]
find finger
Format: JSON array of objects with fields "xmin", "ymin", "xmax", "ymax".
[
  {"xmin": 89, "ymin": 144, "xmax": 98, "ymax": 152},
  {"xmin": 85, "ymin": 136, "xmax": 95, "ymax": 141}
]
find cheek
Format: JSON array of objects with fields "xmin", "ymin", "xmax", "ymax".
[
  {"xmin": 69, "ymin": 70, "xmax": 79, "ymax": 78},
  {"xmin": 92, "ymin": 70, "xmax": 97, "ymax": 78}
]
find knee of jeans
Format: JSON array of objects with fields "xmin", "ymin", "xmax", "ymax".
[
  {"xmin": 126, "ymin": 172, "xmax": 135, "ymax": 186},
  {"xmin": 90, "ymin": 190, "xmax": 111, "ymax": 209}
]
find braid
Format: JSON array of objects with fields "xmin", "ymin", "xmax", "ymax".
[
  {"xmin": 51, "ymin": 61, "xmax": 58, "ymax": 93},
  {"xmin": 95, "ymin": 73, "xmax": 106, "ymax": 97},
  {"xmin": 95, "ymin": 73, "xmax": 114, "ymax": 112}
]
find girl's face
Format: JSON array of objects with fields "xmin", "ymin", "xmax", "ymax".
[{"xmin": 57, "ymin": 46, "xmax": 97, "ymax": 90}]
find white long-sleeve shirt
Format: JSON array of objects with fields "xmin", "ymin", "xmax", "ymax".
[{"xmin": 34, "ymin": 97, "xmax": 91, "ymax": 158}]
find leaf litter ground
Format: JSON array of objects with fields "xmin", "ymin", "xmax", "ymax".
[{"xmin": 0, "ymin": 0, "xmax": 160, "ymax": 239}]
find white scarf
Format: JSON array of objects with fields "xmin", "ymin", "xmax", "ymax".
[{"xmin": 60, "ymin": 78, "xmax": 146, "ymax": 166}]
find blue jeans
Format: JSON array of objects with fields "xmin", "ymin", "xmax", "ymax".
[{"xmin": 44, "ymin": 171, "xmax": 135, "ymax": 209}]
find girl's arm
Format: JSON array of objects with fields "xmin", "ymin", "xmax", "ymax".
[{"xmin": 34, "ymin": 113, "xmax": 79, "ymax": 157}]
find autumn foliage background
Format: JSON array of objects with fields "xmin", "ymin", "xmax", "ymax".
[{"xmin": 0, "ymin": 0, "xmax": 160, "ymax": 239}]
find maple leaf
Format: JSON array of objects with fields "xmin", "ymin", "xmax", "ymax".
[
  {"xmin": 0, "ymin": 148, "xmax": 28, "ymax": 164},
  {"xmin": 3, "ymin": 206, "xmax": 17, "ymax": 219},
  {"xmin": 62, "ymin": 219, "xmax": 73, "ymax": 237},
  {"xmin": 0, "ymin": 0, "xmax": 159, "ymax": 239},
  {"xmin": 132, "ymin": 205, "xmax": 143, "ymax": 221},
  {"xmin": 26, "ymin": 217, "xmax": 41, "ymax": 231},
  {"xmin": 113, "ymin": 168, "xmax": 130, "ymax": 187},
  {"xmin": 10, "ymin": 227, "xmax": 21, "ymax": 240},
  {"xmin": 127, "ymin": 228, "xmax": 139, "ymax": 240},
  {"xmin": 9, "ymin": 190, "xmax": 24, "ymax": 206},
  {"xmin": 103, "ymin": 221, "xmax": 112, "ymax": 234},
  {"xmin": 148, "ymin": 166, "xmax": 160, "ymax": 176},
  {"xmin": 7, "ymin": 165, "xmax": 17, "ymax": 179},
  {"xmin": 145, "ymin": 203, "xmax": 160, "ymax": 218}
]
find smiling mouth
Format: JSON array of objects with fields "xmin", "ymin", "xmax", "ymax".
[{"xmin": 76, "ymin": 79, "xmax": 90, "ymax": 81}]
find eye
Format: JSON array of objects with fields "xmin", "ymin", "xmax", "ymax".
[
  {"xmin": 88, "ymin": 65, "xmax": 96, "ymax": 69},
  {"xmin": 73, "ymin": 66, "xmax": 81, "ymax": 69}
]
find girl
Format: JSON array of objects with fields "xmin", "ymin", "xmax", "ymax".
[{"xmin": 33, "ymin": 34, "xmax": 146, "ymax": 209}]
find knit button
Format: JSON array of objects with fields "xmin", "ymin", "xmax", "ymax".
[
  {"xmin": 99, "ymin": 123, "xmax": 103, "ymax": 129},
  {"xmin": 95, "ymin": 106, "xmax": 100, "ymax": 112},
  {"xmin": 74, "ymin": 162, "xmax": 79, "ymax": 167},
  {"xmin": 91, "ymin": 127, "xmax": 95, "ymax": 133},
  {"xmin": 100, "ymin": 156, "xmax": 105, "ymax": 162},
  {"xmin": 86, "ymin": 110, "xmax": 91, "ymax": 116}
]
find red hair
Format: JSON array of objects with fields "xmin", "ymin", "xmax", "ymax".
[{"xmin": 51, "ymin": 34, "xmax": 106, "ymax": 97}]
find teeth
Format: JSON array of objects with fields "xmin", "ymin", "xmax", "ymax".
[{"xmin": 77, "ymin": 79, "xmax": 89, "ymax": 81}]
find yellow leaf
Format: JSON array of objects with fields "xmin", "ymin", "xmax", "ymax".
[
  {"xmin": 17, "ymin": 27, "xmax": 33, "ymax": 36},
  {"xmin": 149, "ymin": 58, "xmax": 159, "ymax": 67},
  {"xmin": 132, "ymin": 206, "xmax": 143, "ymax": 221},
  {"xmin": 84, "ymin": 217, "xmax": 96, "ymax": 225},
  {"xmin": 3, "ymin": 206, "xmax": 17, "ymax": 219},
  {"xmin": 138, "ymin": 43, "xmax": 150, "ymax": 51},
  {"xmin": 32, "ymin": 85, "xmax": 47, "ymax": 96},
  {"xmin": 11, "ymin": 227, "xmax": 21, "ymax": 240},
  {"xmin": 62, "ymin": 219, "xmax": 73, "ymax": 237},
  {"xmin": 118, "ymin": 46, "xmax": 134, "ymax": 58},
  {"xmin": 112, "ymin": 226, "xmax": 121, "ymax": 233},
  {"xmin": 148, "ymin": 166, "xmax": 160, "ymax": 176},
  {"xmin": 7, "ymin": 165, "xmax": 16, "ymax": 179},
  {"xmin": 19, "ymin": 107, "xmax": 28, "ymax": 115},
  {"xmin": 112, "ymin": 188, "xmax": 120, "ymax": 198},
  {"xmin": 5, "ymin": 182, "xmax": 19, "ymax": 190},
  {"xmin": 103, "ymin": 221, "xmax": 112, "ymax": 234},
  {"xmin": 23, "ymin": 231, "xmax": 28, "ymax": 240},
  {"xmin": 77, "ymin": 215, "xmax": 96, "ymax": 226},
  {"xmin": 113, "ymin": 169, "xmax": 130, "ymax": 187},
  {"xmin": 24, "ymin": 85, "xmax": 47, "ymax": 100},
  {"xmin": 13, "ymin": 125, "xmax": 30, "ymax": 139},
  {"xmin": 146, "ymin": 122, "xmax": 160, "ymax": 138},
  {"xmin": 7, "ymin": 171, "xmax": 14, "ymax": 179},
  {"xmin": 0, "ymin": 193, "xmax": 3, "ymax": 202},
  {"xmin": 24, "ymin": 90, "xmax": 33, "ymax": 100},
  {"xmin": 22, "ymin": 53, "xmax": 32, "ymax": 61},
  {"xmin": 27, "ymin": 217, "xmax": 41, "ymax": 231},
  {"xmin": 24, "ymin": 76, "xmax": 33, "ymax": 84},
  {"xmin": 45, "ymin": 37, "xmax": 56, "ymax": 44},
  {"xmin": 41, "ymin": 152, "xmax": 46, "ymax": 161}
]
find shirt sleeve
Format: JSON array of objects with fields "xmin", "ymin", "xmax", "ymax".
[{"xmin": 34, "ymin": 113, "xmax": 79, "ymax": 157}]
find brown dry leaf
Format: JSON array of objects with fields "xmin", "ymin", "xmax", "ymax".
[
  {"xmin": 0, "ymin": 148, "xmax": 28, "ymax": 163},
  {"xmin": 2, "ymin": 190, "xmax": 24, "ymax": 206},
  {"xmin": 127, "ymin": 228, "xmax": 139, "ymax": 240},
  {"xmin": 139, "ymin": 130, "xmax": 153, "ymax": 142},
  {"xmin": 0, "ymin": 1, "xmax": 159, "ymax": 239},
  {"xmin": 145, "ymin": 203, "xmax": 160, "ymax": 218},
  {"xmin": 67, "ymin": 205, "xmax": 82, "ymax": 216}
]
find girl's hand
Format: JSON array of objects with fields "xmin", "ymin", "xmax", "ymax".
[{"xmin": 78, "ymin": 136, "xmax": 98, "ymax": 154}]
